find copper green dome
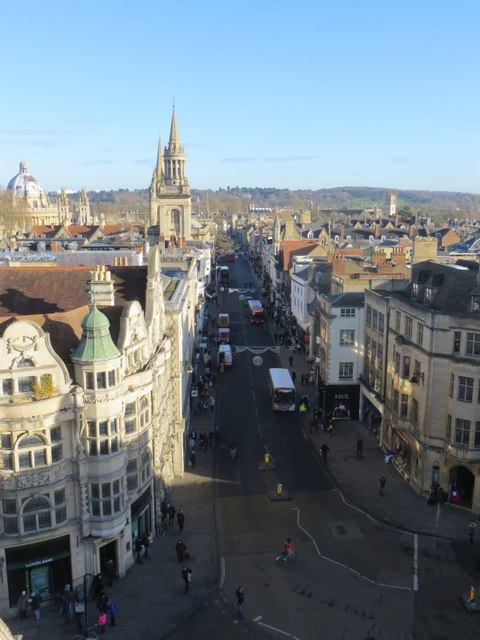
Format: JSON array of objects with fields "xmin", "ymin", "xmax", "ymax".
[{"xmin": 72, "ymin": 306, "xmax": 121, "ymax": 362}]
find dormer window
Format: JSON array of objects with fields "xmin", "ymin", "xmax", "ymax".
[
  {"xmin": 411, "ymin": 283, "xmax": 419, "ymax": 300},
  {"xmin": 424, "ymin": 288, "xmax": 433, "ymax": 305},
  {"xmin": 472, "ymin": 295, "xmax": 480, "ymax": 312},
  {"xmin": 17, "ymin": 358, "xmax": 34, "ymax": 368}
]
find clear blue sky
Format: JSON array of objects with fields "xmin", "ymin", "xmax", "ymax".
[{"xmin": 1, "ymin": 0, "xmax": 479, "ymax": 194}]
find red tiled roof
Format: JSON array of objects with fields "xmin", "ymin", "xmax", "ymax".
[{"xmin": 280, "ymin": 240, "xmax": 318, "ymax": 270}]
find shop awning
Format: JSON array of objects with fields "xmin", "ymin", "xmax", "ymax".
[{"xmin": 393, "ymin": 428, "xmax": 417, "ymax": 449}]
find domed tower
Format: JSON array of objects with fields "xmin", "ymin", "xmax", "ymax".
[
  {"xmin": 7, "ymin": 162, "xmax": 59, "ymax": 226},
  {"xmin": 149, "ymin": 107, "xmax": 192, "ymax": 245}
]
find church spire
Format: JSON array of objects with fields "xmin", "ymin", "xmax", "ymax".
[
  {"xmin": 168, "ymin": 105, "xmax": 179, "ymax": 146},
  {"xmin": 155, "ymin": 134, "xmax": 163, "ymax": 180}
]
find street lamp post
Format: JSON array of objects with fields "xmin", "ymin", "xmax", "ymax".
[{"xmin": 83, "ymin": 572, "xmax": 96, "ymax": 636}]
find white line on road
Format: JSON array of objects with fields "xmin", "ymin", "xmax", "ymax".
[
  {"xmin": 413, "ymin": 533, "xmax": 419, "ymax": 592},
  {"xmin": 296, "ymin": 509, "xmax": 412, "ymax": 591},
  {"xmin": 334, "ymin": 488, "xmax": 379, "ymax": 525},
  {"xmin": 256, "ymin": 619, "xmax": 303, "ymax": 639}
]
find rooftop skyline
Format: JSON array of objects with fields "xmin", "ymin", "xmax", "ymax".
[{"xmin": 1, "ymin": 0, "xmax": 479, "ymax": 195}]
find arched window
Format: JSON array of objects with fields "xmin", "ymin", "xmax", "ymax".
[
  {"xmin": 22, "ymin": 496, "xmax": 52, "ymax": 531},
  {"xmin": 16, "ymin": 434, "xmax": 47, "ymax": 469}
]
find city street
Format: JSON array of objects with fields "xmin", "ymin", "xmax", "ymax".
[{"xmin": 7, "ymin": 252, "xmax": 480, "ymax": 640}]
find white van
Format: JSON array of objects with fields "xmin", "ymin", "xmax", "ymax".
[{"xmin": 217, "ymin": 344, "xmax": 233, "ymax": 369}]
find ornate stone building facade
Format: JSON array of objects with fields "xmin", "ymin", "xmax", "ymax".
[
  {"xmin": 0, "ymin": 248, "xmax": 197, "ymax": 615},
  {"xmin": 5, "ymin": 161, "xmax": 92, "ymax": 228}
]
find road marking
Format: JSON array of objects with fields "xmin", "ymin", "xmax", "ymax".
[
  {"xmin": 219, "ymin": 556, "xmax": 225, "ymax": 588},
  {"xmin": 255, "ymin": 619, "xmax": 302, "ymax": 638},
  {"xmin": 413, "ymin": 533, "xmax": 419, "ymax": 592},
  {"xmin": 296, "ymin": 509, "xmax": 412, "ymax": 591},
  {"xmin": 334, "ymin": 489, "xmax": 379, "ymax": 525}
]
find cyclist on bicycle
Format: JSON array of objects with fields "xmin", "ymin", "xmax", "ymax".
[{"xmin": 283, "ymin": 538, "xmax": 294, "ymax": 558}]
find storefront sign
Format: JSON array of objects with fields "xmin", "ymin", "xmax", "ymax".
[{"xmin": 26, "ymin": 557, "xmax": 53, "ymax": 569}]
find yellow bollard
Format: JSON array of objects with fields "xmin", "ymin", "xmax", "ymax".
[
  {"xmin": 264, "ymin": 452, "xmax": 270, "ymax": 465},
  {"xmin": 277, "ymin": 483, "xmax": 283, "ymax": 496}
]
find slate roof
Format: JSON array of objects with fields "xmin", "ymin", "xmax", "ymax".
[
  {"xmin": 398, "ymin": 260, "xmax": 480, "ymax": 314},
  {"xmin": 330, "ymin": 292, "xmax": 365, "ymax": 308},
  {"xmin": 0, "ymin": 265, "xmax": 148, "ymax": 317}
]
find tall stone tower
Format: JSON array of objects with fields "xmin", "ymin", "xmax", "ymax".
[
  {"xmin": 149, "ymin": 107, "xmax": 192, "ymax": 246},
  {"xmin": 385, "ymin": 189, "xmax": 397, "ymax": 217}
]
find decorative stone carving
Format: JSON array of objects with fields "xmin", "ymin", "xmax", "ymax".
[{"xmin": 17, "ymin": 471, "xmax": 51, "ymax": 489}]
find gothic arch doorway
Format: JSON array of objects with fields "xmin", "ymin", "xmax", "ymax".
[{"xmin": 449, "ymin": 465, "xmax": 474, "ymax": 508}]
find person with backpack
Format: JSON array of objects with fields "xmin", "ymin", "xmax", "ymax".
[
  {"xmin": 181, "ymin": 566, "xmax": 192, "ymax": 594},
  {"xmin": 107, "ymin": 599, "xmax": 117, "ymax": 627}
]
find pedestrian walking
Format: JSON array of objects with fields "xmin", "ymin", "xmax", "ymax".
[
  {"xmin": 134, "ymin": 537, "xmax": 143, "ymax": 564},
  {"xmin": 98, "ymin": 611, "xmax": 107, "ymax": 635},
  {"xmin": 107, "ymin": 600, "xmax": 117, "ymax": 627},
  {"xmin": 301, "ymin": 394, "xmax": 310, "ymax": 411},
  {"xmin": 91, "ymin": 574, "xmax": 103, "ymax": 600},
  {"xmin": 142, "ymin": 533, "xmax": 151, "ymax": 558},
  {"xmin": 168, "ymin": 503, "xmax": 177, "ymax": 526},
  {"xmin": 210, "ymin": 396, "xmax": 215, "ymax": 412},
  {"xmin": 299, "ymin": 401, "xmax": 307, "ymax": 414},
  {"xmin": 61, "ymin": 584, "xmax": 74, "ymax": 622},
  {"xmin": 105, "ymin": 559, "xmax": 116, "ymax": 587},
  {"xmin": 469, "ymin": 519, "xmax": 477, "ymax": 543},
  {"xmin": 320, "ymin": 443, "xmax": 329, "ymax": 462},
  {"xmin": 291, "ymin": 371, "xmax": 296, "ymax": 383},
  {"xmin": 356, "ymin": 438, "xmax": 363, "ymax": 459},
  {"xmin": 378, "ymin": 476, "xmax": 386, "ymax": 497},
  {"xmin": 177, "ymin": 508, "xmax": 185, "ymax": 533},
  {"xmin": 17, "ymin": 591, "xmax": 29, "ymax": 619},
  {"xmin": 97, "ymin": 591, "xmax": 108, "ymax": 613},
  {"xmin": 199, "ymin": 431, "xmax": 206, "ymax": 450},
  {"xmin": 288, "ymin": 355, "xmax": 294, "ymax": 367},
  {"xmin": 235, "ymin": 586, "xmax": 245, "ymax": 619},
  {"xmin": 175, "ymin": 538, "xmax": 187, "ymax": 562},
  {"xmin": 181, "ymin": 566, "xmax": 192, "ymax": 594},
  {"xmin": 30, "ymin": 592, "xmax": 42, "ymax": 621},
  {"xmin": 189, "ymin": 450, "xmax": 196, "ymax": 470}
]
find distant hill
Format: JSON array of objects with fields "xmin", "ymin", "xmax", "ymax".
[{"xmin": 55, "ymin": 186, "xmax": 480, "ymax": 219}]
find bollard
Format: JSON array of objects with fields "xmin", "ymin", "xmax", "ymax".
[
  {"xmin": 277, "ymin": 483, "xmax": 283, "ymax": 496},
  {"xmin": 470, "ymin": 584, "xmax": 476, "ymax": 603},
  {"xmin": 264, "ymin": 452, "xmax": 270, "ymax": 465}
]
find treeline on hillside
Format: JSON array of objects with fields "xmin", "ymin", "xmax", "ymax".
[
  {"xmin": 2, "ymin": 186, "xmax": 480, "ymax": 221},
  {"xmin": 77, "ymin": 186, "xmax": 480, "ymax": 217}
]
